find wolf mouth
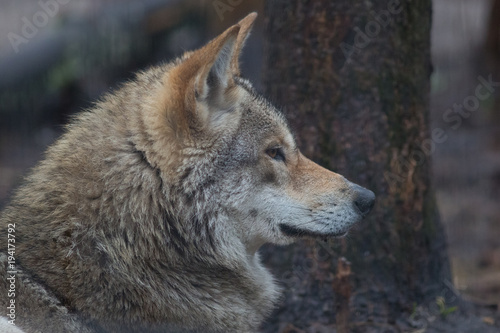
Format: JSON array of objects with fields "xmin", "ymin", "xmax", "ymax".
[{"xmin": 278, "ymin": 224, "xmax": 347, "ymax": 238}]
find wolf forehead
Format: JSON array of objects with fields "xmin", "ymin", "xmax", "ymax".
[{"xmin": 233, "ymin": 77, "xmax": 292, "ymax": 138}]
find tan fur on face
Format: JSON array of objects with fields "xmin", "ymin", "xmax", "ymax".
[{"xmin": 287, "ymin": 153, "xmax": 350, "ymax": 202}]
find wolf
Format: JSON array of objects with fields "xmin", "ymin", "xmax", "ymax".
[{"xmin": 0, "ymin": 12, "xmax": 375, "ymax": 333}]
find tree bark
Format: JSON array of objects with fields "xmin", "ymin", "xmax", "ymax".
[
  {"xmin": 486, "ymin": 0, "xmax": 500, "ymax": 148},
  {"xmin": 261, "ymin": 1, "xmax": 451, "ymax": 331},
  {"xmin": 486, "ymin": 0, "xmax": 500, "ymax": 59}
]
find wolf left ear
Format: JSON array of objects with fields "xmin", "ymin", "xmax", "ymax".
[
  {"xmin": 163, "ymin": 13, "xmax": 257, "ymax": 136},
  {"xmin": 193, "ymin": 12, "xmax": 257, "ymax": 101}
]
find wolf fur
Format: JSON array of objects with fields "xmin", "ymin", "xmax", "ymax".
[{"xmin": 0, "ymin": 13, "xmax": 374, "ymax": 333}]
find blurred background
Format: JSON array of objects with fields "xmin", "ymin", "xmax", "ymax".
[{"xmin": 0, "ymin": 0, "xmax": 499, "ymax": 312}]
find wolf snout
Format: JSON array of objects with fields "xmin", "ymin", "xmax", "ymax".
[{"xmin": 352, "ymin": 184, "xmax": 375, "ymax": 217}]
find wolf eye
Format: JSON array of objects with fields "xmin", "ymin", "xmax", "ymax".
[{"xmin": 266, "ymin": 148, "xmax": 285, "ymax": 162}]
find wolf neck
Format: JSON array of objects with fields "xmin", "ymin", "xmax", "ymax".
[
  {"xmin": 157, "ymin": 194, "xmax": 281, "ymax": 317},
  {"xmin": 244, "ymin": 236, "xmax": 267, "ymax": 256}
]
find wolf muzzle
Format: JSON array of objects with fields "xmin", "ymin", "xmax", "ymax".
[{"xmin": 351, "ymin": 184, "xmax": 375, "ymax": 217}]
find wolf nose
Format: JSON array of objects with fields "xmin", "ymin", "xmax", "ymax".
[{"xmin": 352, "ymin": 185, "xmax": 375, "ymax": 216}]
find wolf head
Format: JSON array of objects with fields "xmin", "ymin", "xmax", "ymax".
[{"xmin": 137, "ymin": 12, "xmax": 375, "ymax": 254}]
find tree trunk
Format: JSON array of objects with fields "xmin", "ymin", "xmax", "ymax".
[
  {"xmin": 486, "ymin": 0, "xmax": 500, "ymax": 59},
  {"xmin": 261, "ymin": 1, "xmax": 451, "ymax": 331},
  {"xmin": 486, "ymin": 0, "xmax": 500, "ymax": 148}
]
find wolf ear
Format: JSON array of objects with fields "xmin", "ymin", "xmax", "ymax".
[
  {"xmin": 193, "ymin": 12, "xmax": 257, "ymax": 100},
  {"xmin": 164, "ymin": 13, "xmax": 257, "ymax": 136},
  {"xmin": 231, "ymin": 12, "xmax": 258, "ymax": 76},
  {"xmin": 192, "ymin": 25, "xmax": 240, "ymax": 104}
]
